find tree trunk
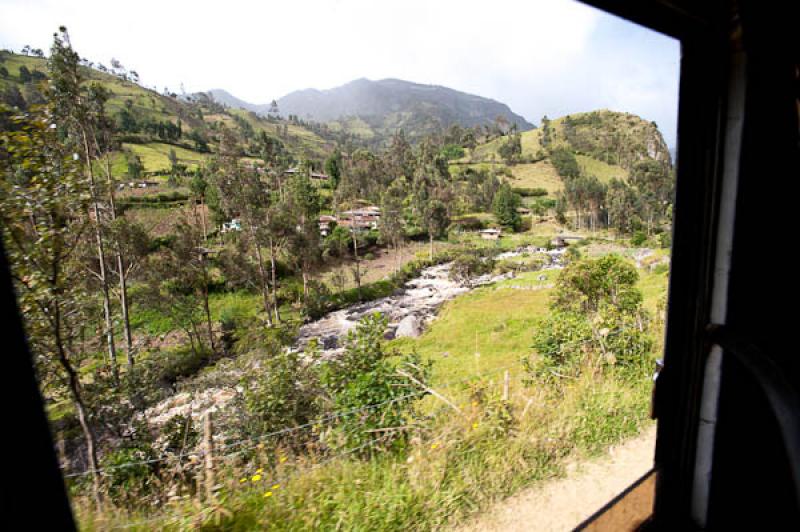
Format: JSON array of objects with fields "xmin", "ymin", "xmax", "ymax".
[
  {"xmin": 352, "ymin": 230, "xmax": 361, "ymax": 301},
  {"xmin": 84, "ymin": 134, "xmax": 118, "ymax": 383},
  {"xmin": 429, "ymin": 234, "xmax": 434, "ymax": 261},
  {"xmin": 202, "ymin": 285, "xmax": 215, "ymax": 352},
  {"xmin": 251, "ymin": 230, "xmax": 273, "ymax": 326},
  {"xmin": 118, "ymin": 260, "xmax": 133, "ymax": 368},
  {"xmin": 101, "ymin": 153, "xmax": 135, "ymax": 369},
  {"xmin": 269, "ymin": 237, "xmax": 281, "ymax": 323},
  {"xmin": 54, "ymin": 306, "xmax": 102, "ymax": 510},
  {"xmin": 200, "ymin": 196, "xmax": 208, "ymax": 242}
]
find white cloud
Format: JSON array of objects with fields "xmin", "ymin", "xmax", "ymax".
[{"xmin": 0, "ymin": 0, "xmax": 678, "ymax": 144}]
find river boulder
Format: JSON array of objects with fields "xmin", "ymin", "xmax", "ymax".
[{"xmin": 395, "ymin": 315, "xmax": 423, "ymax": 338}]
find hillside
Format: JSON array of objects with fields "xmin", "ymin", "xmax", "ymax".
[
  {"xmin": 455, "ymin": 109, "xmax": 669, "ymax": 197},
  {"xmin": 209, "ymin": 78, "xmax": 533, "ymax": 144},
  {"xmin": 0, "ymin": 51, "xmax": 334, "ymax": 166},
  {"xmin": 545, "ymin": 110, "xmax": 671, "ymax": 171}
]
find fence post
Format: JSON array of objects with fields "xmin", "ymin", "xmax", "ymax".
[
  {"xmin": 204, "ymin": 411, "xmax": 215, "ymax": 501},
  {"xmin": 503, "ymin": 370, "xmax": 510, "ymax": 402},
  {"xmin": 57, "ymin": 431, "xmax": 69, "ymax": 471}
]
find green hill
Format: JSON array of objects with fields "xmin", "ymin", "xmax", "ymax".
[
  {"xmin": 0, "ymin": 51, "xmax": 335, "ymax": 173},
  {"xmin": 456, "ymin": 109, "xmax": 668, "ymax": 196}
]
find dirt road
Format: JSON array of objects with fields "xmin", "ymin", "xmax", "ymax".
[{"xmin": 456, "ymin": 425, "xmax": 657, "ymax": 532}]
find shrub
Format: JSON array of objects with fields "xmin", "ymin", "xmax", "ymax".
[
  {"xmin": 102, "ymin": 443, "xmax": 160, "ymax": 507},
  {"xmin": 235, "ymin": 348, "xmax": 320, "ymax": 450},
  {"xmin": 512, "ymin": 187, "xmax": 548, "ymax": 197},
  {"xmin": 449, "ymin": 251, "xmax": 495, "ymax": 285},
  {"xmin": 440, "ymin": 144, "xmax": 465, "ymax": 160},
  {"xmin": 449, "ymin": 216, "xmax": 486, "ymax": 232},
  {"xmin": 631, "ymin": 231, "xmax": 647, "ymax": 246},
  {"xmin": 318, "ymin": 313, "xmax": 430, "ymax": 452}
]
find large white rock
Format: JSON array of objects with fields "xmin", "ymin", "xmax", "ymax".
[{"xmin": 395, "ymin": 314, "xmax": 423, "ymax": 338}]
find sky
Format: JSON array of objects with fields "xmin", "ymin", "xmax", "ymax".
[{"xmin": 0, "ymin": 0, "xmax": 680, "ymax": 146}]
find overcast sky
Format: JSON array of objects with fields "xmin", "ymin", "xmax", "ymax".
[{"xmin": 0, "ymin": 0, "xmax": 680, "ymax": 146}]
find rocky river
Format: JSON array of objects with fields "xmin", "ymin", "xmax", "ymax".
[{"xmin": 147, "ymin": 246, "xmax": 566, "ymax": 423}]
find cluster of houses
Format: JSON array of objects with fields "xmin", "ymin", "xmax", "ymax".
[
  {"xmin": 117, "ymin": 180, "xmax": 159, "ymax": 191},
  {"xmin": 221, "ymin": 207, "xmax": 381, "ymax": 237},
  {"xmin": 284, "ymin": 167, "xmax": 331, "ymax": 182},
  {"xmin": 318, "ymin": 206, "xmax": 381, "ymax": 236}
]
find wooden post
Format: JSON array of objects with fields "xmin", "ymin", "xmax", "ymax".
[
  {"xmin": 57, "ymin": 431, "xmax": 69, "ymax": 471},
  {"xmin": 204, "ymin": 411, "xmax": 215, "ymax": 501},
  {"xmin": 503, "ymin": 370, "xmax": 510, "ymax": 402}
]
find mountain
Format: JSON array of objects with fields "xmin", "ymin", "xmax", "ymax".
[
  {"xmin": 205, "ymin": 88, "xmax": 263, "ymax": 113},
  {"xmin": 209, "ymin": 78, "xmax": 534, "ymax": 143}
]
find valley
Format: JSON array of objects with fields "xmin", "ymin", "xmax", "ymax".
[{"xmin": 1, "ymin": 28, "xmax": 673, "ymax": 531}]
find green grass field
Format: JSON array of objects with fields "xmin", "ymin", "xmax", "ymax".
[
  {"xmin": 122, "ymin": 142, "xmax": 209, "ymax": 173},
  {"xmin": 391, "ymin": 255, "xmax": 668, "ymax": 387},
  {"xmin": 576, "ymin": 154, "xmax": 628, "ymax": 182},
  {"xmin": 508, "ymin": 161, "xmax": 563, "ymax": 194}
]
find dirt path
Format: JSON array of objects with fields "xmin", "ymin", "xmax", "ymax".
[{"xmin": 456, "ymin": 425, "xmax": 657, "ymax": 532}]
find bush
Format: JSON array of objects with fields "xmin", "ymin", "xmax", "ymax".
[
  {"xmin": 304, "ymin": 280, "xmax": 332, "ymax": 320},
  {"xmin": 449, "ymin": 216, "xmax": 486, "ymax": 232},
  {"xmin": 440, "ymin": 144, "xmax": 465, "ymax": 160},
  {"xmin": 631, "ymin": 231, "xmax": 647, "ymax": 246},
  {"xmin": 235, "ymin": 348, "xmax": 320, "ymax": 450},
  {"xmin": 277, "ymin": 278, "xmax": 303, "ymax": 305},
  {"xmin": 449, "ymin": 251, "xmax": 495, "ymax": 285},
  {"xmin": 512, "ymin": 187, "xmax": 548, "ymax": 197},
  {"xmin": 318, "ymin": 313, "xmax": 430, "ymax": 452},
  {"xmin": 102, "ymin": 443, "xmax": 160, "ymax": 507}
]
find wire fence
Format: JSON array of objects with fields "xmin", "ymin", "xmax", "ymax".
[
  {"xmin": 63, "ymin": 322, "xmax": 644, "ymax": 480},
  {"xmin": 111, "ymin": 432, "xmax": 394, "ymax": 530},
  {"xmin": 70, "ymin": 320, "xmax": 654, "ymax": 530}
]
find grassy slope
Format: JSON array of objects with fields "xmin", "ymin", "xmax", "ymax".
[
  {"xmin": 576, "ymin": 154, "xmax": 628, "ymax": 182},
  {"xmin": 327, "ymin": 116, "xmax": 377, "ymax": 140},
  {"xmin": 508, "ymin": 161, "xmax": 563, "ymax": 194},
  {"xmin": 392, "ymin": 257, "xmax": 668, "ymax": 386},
  {"xmin": 454, "ymin": 112, "xmax": 630, "ymax": 196},
  {"xmin": 1, "ymin": 52, "xmax": 332, "ymax": 163},
  {"xmin": 123, "ymin": 142, "xmax": 209, "ymax": 173}
]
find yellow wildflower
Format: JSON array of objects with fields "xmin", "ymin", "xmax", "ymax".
[
  {"xmin": 263, "ymin": 491, "xmax": 273, "ymax": 498},
  {"xmin": 239, "ymin": 478, "xmax": 247, "ymax": 484},
  {"xmin": 430, "ymin": 443, "xmax": 439, "ymax": 450},
  {"xmin": 472, "ymin": 422, "xmax": 479, "ymax": 430},
  {"xmin": 279, "ymin": 456, "xmax": 288, "ymax": 463},
  {"xmin": 255, "ymin": 468, "xmax": 264, "ymax": 474},
  {"xmin": 251, "ymin": 474, "xmax": 262, "ymax": 482},
  {"xmin": 272, "ymin": 484, "xmax": 280, "ymax": 490}
]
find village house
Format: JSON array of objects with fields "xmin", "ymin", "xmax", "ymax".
[
  {"xmin": 318, "ymin": 215, "xmax": 337, "ymax": 236},
  {"xmin": 479, "ymin": 228, "xmax": 502, "ymax": 240},
  {"xmin": 338, "ymin": 206, "xmax": 381, "ymax": 231},
  {"xmin": 117, "ymin": 180, "xmax": 159, "ymax": 191},
  {"xmin": 221, "ymin": 218, "xmax": 242, "ymax": 233}
]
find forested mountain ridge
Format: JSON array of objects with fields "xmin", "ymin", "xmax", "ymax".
[{"xmin": 209, "ymin": 78, "xmax": 534, "ymax": 145}]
